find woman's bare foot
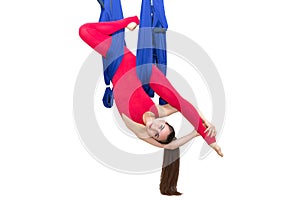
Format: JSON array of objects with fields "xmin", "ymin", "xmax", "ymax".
[
  {"xmin": 209, "ymin": 143, "xmax": 224, "ymax": 157},
  {"xmin": 126, "ymin": 22, "xmax": 138, "ymax": 31}
]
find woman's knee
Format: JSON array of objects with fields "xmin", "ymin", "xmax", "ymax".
[
  {"xmin": 79, "ymin": 23, "xmax": 89, "ymax": 40},
  {"xmin": 79, "ymin": 23, "xmax": 97, "ymax": 41}
]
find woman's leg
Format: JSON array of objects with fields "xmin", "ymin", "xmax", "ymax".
[
  {"xmin": 149, "ymin": 66, "xmax": 216, "ymax": 145},
  {"xmin": 79, "ymin": 16, "xmax": 139, "ymax": 57}
]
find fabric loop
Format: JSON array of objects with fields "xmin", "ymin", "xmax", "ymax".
[
  {"xmin": 102, "ymin": 87, "xmax": 114, "ymax": 108},
  {"xmin": 136, "ymin": 0, "xmax": 168, "ymax": 105}
]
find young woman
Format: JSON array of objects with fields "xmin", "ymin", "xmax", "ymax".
[{"xmin": 79, "ymin": 16, "xmax": 223, "ymax": 195}]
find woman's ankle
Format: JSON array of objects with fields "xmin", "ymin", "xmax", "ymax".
[
  {"xmin": 126, "ymin": 22, "xmax": 138, "ymax": 31},
  {"xmin": 124, "ymin": 16, "xmax": 139, "ymax": 25}
]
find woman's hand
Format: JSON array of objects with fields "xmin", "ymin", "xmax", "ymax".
[{"xmin": 203, "ymin": 121, "xmax": 217, "ymax": 137}]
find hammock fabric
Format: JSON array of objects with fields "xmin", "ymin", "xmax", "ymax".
[
  {"xmin": 98, "ymin": 0, "xmax": 125, "ymax": 108},
  {"xmin": 98, "ymin": 0, "xmax": 169, "ymax": 107},
  {"xmin": 136, "ymin": 0, "xmax": 168, "ymax": 105}
]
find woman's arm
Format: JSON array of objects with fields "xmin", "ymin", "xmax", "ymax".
[
  {"xmin": 156, "ymin": 104, "xmax": 178, "ymax": 117},
  {"xmin": 164, "ymin": 130, "xmax": 199, "ymax": 150},
  {"xmin": 142, "ymin": 129, "xmax": 200, "ymax": 150},
  {"xmin": 122, "ymin": 113, "xmax": 165, "ymax": 148},
  {"xmin": 195, "ymin": 108, "xmax": 218, "ymax": 138},
  {"xmin": 195, "ymin": 107, "xmax": 208, "ymax": 123},
  {"xmin": 121, "ymin": 114, "xmax": 200, "ymax": 149},
  {"xmin": 140, "ymin": 137, "xmax": 165, "ymax": 148}
]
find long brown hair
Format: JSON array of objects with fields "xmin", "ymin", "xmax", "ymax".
[{"xmin": 158, "ymin": 123, "xmax": 182, "ymax": 195}]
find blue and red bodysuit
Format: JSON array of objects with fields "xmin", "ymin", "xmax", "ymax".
[{"xmin": 79, "ymin": 16, "xmax": 216, "ymax": 144}]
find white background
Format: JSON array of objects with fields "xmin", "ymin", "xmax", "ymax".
[{"xmin": 1, "ymin": 0, "xmax": 300, "ymax": 199}]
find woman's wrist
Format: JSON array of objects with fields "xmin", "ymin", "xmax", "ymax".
[
  {"xmin": 201, "ymin": 117, "xmax": 208, "ymax": 123},
  {"xmin": 192, "ymin": 130, "xmax": 199, "ymax": 137}
]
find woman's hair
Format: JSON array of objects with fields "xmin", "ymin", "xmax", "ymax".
[{"xmin": 158, "ymin": 123, "xmax": 182, "ymax": 196}]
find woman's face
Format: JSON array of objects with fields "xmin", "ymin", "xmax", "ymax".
[{"xmin": 146, "ymin": 118, "xmax": 171, "ymax": 142}]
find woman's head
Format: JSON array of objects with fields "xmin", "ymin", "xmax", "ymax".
[{"xmin": 145, "ymin": 118, "xmax": 175, "ymax": 143}]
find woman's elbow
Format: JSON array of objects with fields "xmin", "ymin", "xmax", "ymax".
[{"xmin": 163, "ymin": 143, "xmax": 175, "ymax": 150}]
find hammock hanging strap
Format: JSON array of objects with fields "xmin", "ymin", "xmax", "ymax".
[
  {"xmin": 136, "ymin": 0, "xmax": 168, "ymax": 105},
  {"xmin": 98, "ymin": 0, "xmax": 125, "ymax": 108}
]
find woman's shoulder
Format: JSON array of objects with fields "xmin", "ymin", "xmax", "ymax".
[{"xmin": 121, "ymin": 113, "xmax": 148, "ymax": 139}]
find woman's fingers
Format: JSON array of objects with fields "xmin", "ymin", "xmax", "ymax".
[
  {"xmin": 212, "ymin": 129, "xmax": 217, "ymax": 137},
  {"xmin": 205, "ymin": 126, "xmax": 217, "ymax": 137},
  {"xmin": 204, "ymin": 128, "xmax": 208, "ymax": 133},
  {"xmin": 207, "ymin": 128, "xmax": 212, "ymax": 137}
]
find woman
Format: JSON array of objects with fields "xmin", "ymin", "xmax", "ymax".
[{"xmin": 79, "ymin": 16, "xmax": 223, "ymax": 195}]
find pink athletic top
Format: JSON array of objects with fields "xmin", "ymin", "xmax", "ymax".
[{"xmin": 112, "ymin": 47, "xmax": 159, "ymax": 124}]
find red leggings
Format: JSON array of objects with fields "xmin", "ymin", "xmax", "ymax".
[
  {"xmin": 79, "ymin": 17, "xmax": 216, "ymax": 144},
  {"xmin": 79, "ymin": 16, "xmax": 139, "ymax": 57}
]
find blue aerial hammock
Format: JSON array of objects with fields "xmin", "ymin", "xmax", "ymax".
[
  {"xmin": 98, "ymin": 0, "xmax": 168, "ymax": 107},
  {"xmin": 98, "ymin": 0, "xmax": 125, "ymax": 108},
  {"xmin": 136, "ymin": 0, "xmax": 168, "ymax": 105}
]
